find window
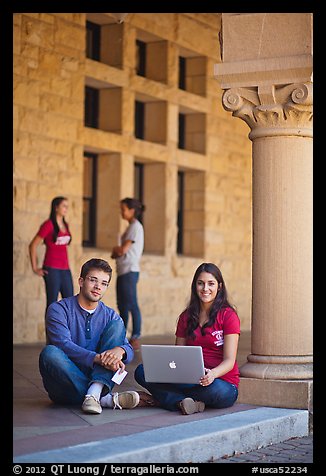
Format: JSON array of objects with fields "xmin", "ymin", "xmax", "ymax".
[
  {"xmin": 178, "ymin": 110, "xmax": 206, "ymax": 154},
  {"xmin": 85, "ymin": 87, "xmax": 99, "ymax": 128},
  {"xmin": 86, "ymin": 15, "xmax": 123, "ymax": 68},
  {"xmin": 135, "ymin": 33, "xmax": 168, "ymax": 83},
  {"xmin": 141, "ymin": 162, "xmax": 166, "ymax": 255},
  {"xmin": 134, "ymin": 162, "xmax": 144, "ymax": 203},
  {"xmin": 134, "ymin": 162, "xmax": 144, "ymax": 224},
  {"xmin": 178, "ymin": 53, "xmax": 206, "ymax": 96},
  {"xmin": 182, "ymin": 171, "xmax": 205, "ymax": 257},
  {"xmin": 177, "ymin": 171, "xmax": 184, "ymax": 254},
  {"xmin": 134, "ymin": 98, "xmax": 167, "ymax": 144},
  {"xmin": 83, "ymin": 153, "xmax": 97, "ymax": 247},
  {"xmin": 135, "ymin": 101, "xmax": 145, "ymax": 139},
  {"xmin": 136, "ymin": 40, "xmax": 146, "ymax": 77},
  {"xmin": 179, "ymin": 56, "xmax": 186, "ymax": 90},
  {"xmin": 86, "ymin": 21, "xmax": 100, "ymax": 61},
  {"xmin": 178, "ymin": 113, "xmax": 186, "ymax": 149}
]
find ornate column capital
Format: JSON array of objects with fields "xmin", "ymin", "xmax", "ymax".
[{"xmin": 222, "ymin": 82, "xmax": 313, "ymax": 140}]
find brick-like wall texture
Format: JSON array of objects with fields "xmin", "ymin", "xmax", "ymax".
[{"xmin": 13, "ymin": 13, "xmax": 252, "ymax": 343}]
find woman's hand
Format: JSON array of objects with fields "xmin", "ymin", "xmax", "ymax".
[
  {"xmin": 33, "ymin": 268, "xmax": 48, "ymax": 277},
  {"xmin": 111, "ymin": 247, "xmax": 121, "ymax": 259},
  {"xmin": 198, "ymin": 334, "xmax": 239, "ymax": 386},
  {"xmin": 111, "ymin": 241, "xmax": 133, "ymax": 260},
  {"xmin": 29, "ymin": 234, "xmax": 47, "ymax": 276},
  {"xmin": 199, "ymin": 368, "xmax": 216, "ymax": 386}
]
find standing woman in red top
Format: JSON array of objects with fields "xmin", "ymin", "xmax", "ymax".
[{"xmin": 29, "ymin": 196, "xmax": 74, "ymax": 320}]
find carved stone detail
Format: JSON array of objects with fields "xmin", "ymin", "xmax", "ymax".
[{"xmin": 222, "ymin": 82, "xmax": 313, "ymax": 139}]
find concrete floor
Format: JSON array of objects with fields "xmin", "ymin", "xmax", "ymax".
[{"xmin": 13, "ymin": 331, "xmax": 312, "ymax": 463}]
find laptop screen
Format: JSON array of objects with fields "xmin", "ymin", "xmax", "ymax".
[{"xmin": 141, "ymin": 345, "xmax": 205, "ymax": 384}]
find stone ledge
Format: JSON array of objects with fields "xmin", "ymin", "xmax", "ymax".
[
  {"xmin": 14, "ymin": 407, "xmax": 309, "ymax": 463},
  {"xmin": 238, "ymin": 377, "xmax": 313, "ymax": 412}
]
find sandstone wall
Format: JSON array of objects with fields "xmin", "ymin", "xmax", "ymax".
[{"xmin": 13, "ymin": 13, "xmax": 252, "ymax": 343}]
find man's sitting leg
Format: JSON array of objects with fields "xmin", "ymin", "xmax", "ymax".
[{"xmin": 39, "ymin": 345, "xmax": 89, "ymax": 405}]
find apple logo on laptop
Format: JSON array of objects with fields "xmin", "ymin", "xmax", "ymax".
[{"xmin": 169, "ymin": 360, "xmax": 176, "ymax": 369}]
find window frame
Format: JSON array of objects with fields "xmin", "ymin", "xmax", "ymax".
[
  {"xmin": 178, "ymin": 113, "xmax": 186, "ymax": 150},
  {"xmin": 134, "ymin": 162, "xmax": 144, "ymax": 224},
  {"xmin": 86, "ymin": 21, "xmax": 101, "ymax": 61},
  {"xmin": 136, "ymin": 39, "xmax": 146, "ymax": 77},
  {"xmin": 85, "ymin": 86, "xmax": 99, "ymax": 129},
  {"xmin": 179, "ymin": 56, "xmax": 186, "ymax": 90},
  {"xmin": 135, "ymin": 100, "xmax": 145, "ymax": 139},
  {"xmin": 83, "ymin": 152, "xmax": 97, "ymax": 247},
  {"xmin": 177, "ymin": 170, "xmax": 185, "ymax": 254}
]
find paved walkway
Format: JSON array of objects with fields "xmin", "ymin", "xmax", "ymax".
[
  {"xmin": 211, "ymin": 435, "xmax": 313, "ymax": 463},
  {"xmin": 13, "ymin": 332, "xmax": 313, "ymax": 465}
]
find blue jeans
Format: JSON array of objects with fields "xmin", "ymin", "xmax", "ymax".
[
  {"xmin": 134, "ymin": 364, "xmax": 238, "ymax": 411},
  {"xmin": 39, "ymin": 320, "xmax": 126, "ymax": 405},
  {"xmin": 43, "ymin": 266, "xmax": 74, "ymax": 310},
  {"xmin": 116, "ymin": 272, "xmax": 141, "ymax": 339}
]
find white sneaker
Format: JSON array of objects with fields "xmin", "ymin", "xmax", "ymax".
[
  {"xmin": 112, "ymin": 391, "xmax": 140, "ymax": 410},
  {"xmin": 82, "ymin": 395, "xmax": 102, "ymax": 414}
]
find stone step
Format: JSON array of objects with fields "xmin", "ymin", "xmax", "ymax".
[{"xmin": 14, "ymin": 407, "xmax": 309, "ymax": 463}]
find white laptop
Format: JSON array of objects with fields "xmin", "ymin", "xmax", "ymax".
[{"xmin": 141, "ymin": 344, "xmax": 205, "ymax": 384}]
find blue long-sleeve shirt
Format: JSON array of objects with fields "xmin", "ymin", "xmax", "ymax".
[{"xmin": 46, "ymin": 295, "xmax": 134, "ymax": 372}]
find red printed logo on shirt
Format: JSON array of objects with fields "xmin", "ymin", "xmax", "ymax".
[{"xmin": 212, "ymin": 330, "xmax": 224, "ymax": 346}]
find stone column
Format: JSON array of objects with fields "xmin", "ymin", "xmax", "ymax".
[{"xmin": 214, "ymin": 13, "xmax": 313, "ymax": 410}]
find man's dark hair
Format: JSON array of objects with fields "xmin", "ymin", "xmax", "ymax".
[{"xmin": 80, "ymin": 258, "xmax": 112, "ymax": 282}]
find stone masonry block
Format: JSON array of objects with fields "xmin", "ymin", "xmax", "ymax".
[
  {"xmin": 177, "ymin": 14, "xmax": 219, "ymax": 57},
  {"xmin": 53, "ymin": 13, "xmax": 85, "ymax": 26},
  {"xmin": 14, "ymin": 157, "xmax": 38, "ymax": 180},
  {"xmin": 13, "ymin": 181, "xmax": 27, "ymax": 210},
  {"xmin": 55, "ymin": 17, "xmax": 85, "ymax": 51},
  {"xmin": 21, "ymin": 15, "xmax": 54, "ymax": 49},
  {"xmin": 13, "ymin": 242, "xmax": 27, "ymax": 275}
]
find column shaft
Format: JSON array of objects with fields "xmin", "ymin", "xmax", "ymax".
[{"xmin": 240, "ymin": 135, "xmax": 313, "ymax": 380}]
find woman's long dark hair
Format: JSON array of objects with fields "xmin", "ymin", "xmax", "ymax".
[
  {"xmin": 49, "ymin": 196, "xmax": 71, "ymax": 244},
  {"xmin": 183, "ymin": 262, "xmax": 235, "ymax": 339}
]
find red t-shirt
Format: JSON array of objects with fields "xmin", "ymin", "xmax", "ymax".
[
  {"xmin": 37, "ymin": 219, "xmax": 71, "ymax": 269},
  {"xmin": 175, "ymin": 307, "xmax": 241, "ymax": 387}
]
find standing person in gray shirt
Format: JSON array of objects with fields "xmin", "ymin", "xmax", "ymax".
[{"xmin": 111, "ymin": 198, "xmax": 145, "ymax": 351}]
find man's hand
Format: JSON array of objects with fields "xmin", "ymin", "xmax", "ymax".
[{"xmin": 97, "ymin": 347, "xmax": 126, "ymax": 372}]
